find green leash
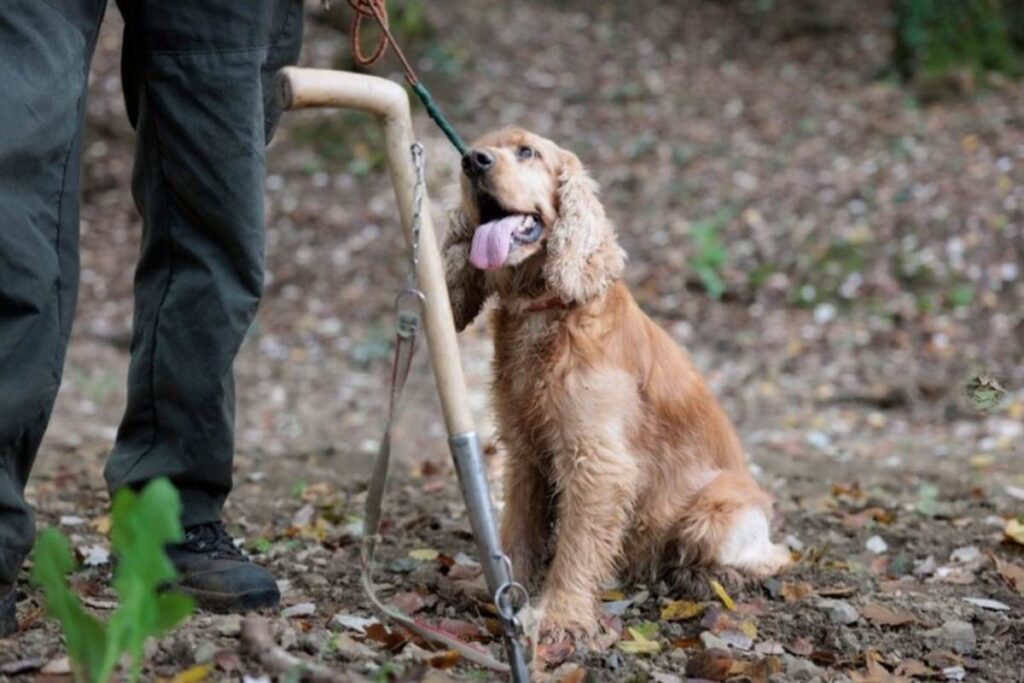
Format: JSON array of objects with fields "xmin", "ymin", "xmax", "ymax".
[
  {"xmin": 344, "ymin": 0, "xmax": 468, "ymax": 155},
  {"xmin": 412, "ymin": 82, "xmax": 467, "ymax": 155}
]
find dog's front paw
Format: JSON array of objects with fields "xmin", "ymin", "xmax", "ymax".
[{"xmin": 536, "ymin": 595, "xmax": 600, "ymax": 645}]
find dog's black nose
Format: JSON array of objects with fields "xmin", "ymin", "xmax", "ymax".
[{"xmin": 462, "ymin": 148, "xmax": 495, "ymax": 177}]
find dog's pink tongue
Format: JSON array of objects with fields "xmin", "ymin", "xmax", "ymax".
[{"xmin": 470, "ymin": 215, "xmax": 526, "ymax": 270}]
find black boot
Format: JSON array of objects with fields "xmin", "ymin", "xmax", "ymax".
[
  {"xmin": 1, "ymin": 587, "xmax": 15, "ymax": 638},
  {"xmin": 165, "ymin": 521, "xmax": 279, "ymax": 613}
]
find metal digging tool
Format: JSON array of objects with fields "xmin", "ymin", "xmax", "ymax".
[{"xmin": 279, "ymin": 67, "xmax": 532, "ymax": 683}]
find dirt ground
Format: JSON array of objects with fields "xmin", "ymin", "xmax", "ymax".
[{"xmin": 2, "ymin": 1, "xmax": 1023, "ymax": 681}]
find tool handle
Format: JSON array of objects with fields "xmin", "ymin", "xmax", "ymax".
[{"xmin": 279, "ymin": 67, "xmax": 474, "ymax": 435}]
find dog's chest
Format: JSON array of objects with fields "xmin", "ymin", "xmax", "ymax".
[{"xmin": 493, "ymin": 314, "xmax": 566, "ymax": 405}]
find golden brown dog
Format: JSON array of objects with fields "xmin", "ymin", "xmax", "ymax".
[{"xmin": 443, "ymin": 128, "xmax": 790, "ymax": 642}]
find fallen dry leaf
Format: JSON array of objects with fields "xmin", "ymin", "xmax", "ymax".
[
  {"xmin": 962, "ymin": 597, "xmax": 1010, "ymax": 611},
  {"xmin": 592, "ymin": 614, "xmax": 624, "ymax": 651},
  {"xmin": 700, "ymin": 606, "xmax": 735, "ymax": 633},
  {"xmin": 80, "ymin": 544, "xmax": 110, "ymax": 567},
  {"xmin": 409, "ymin": 548, "xmax": 440, "ymax": 561},
  {"xmin": 1004, "ymin": 518, "xmax": 1024, "ymax": 546},
  {"xmin": 212, "ymin": 650, "xmax": 241, "ymax": 673},
  {"xmin": 438, "ymin": 618, "xmax": 491, "ymax": 643},
  {"xmin": 447, "ymin": 562, "xmax": 482, "ymax": 581},
  {"xmin": 780, "ymin": 581, "xmax": 814, "ymax": 603},
  {"xmin": 842, "ymin": 507, "xmax": 895, "ymax": 529},
  {"xmin": 850, "ymin": 652, "xmax": 913, "ymax": 683},
  {"xmin": 734, "ymin": 599, "xmax": 767, "ymax": 616},
  {"xmin": 686, "ymin": 648, "xmax": 733, "ymax": 681},
  {"xmin": 40, "ymin": 657, "xmax": 71, "ymax": 675},
  {"xmin": 90, "ymin": 515, "xmax": 111, "ymax": 535},
  {"xmin": 0, "ymin": 659, "xmax": 46, "ymax": 676},
  {"xmin": 894, "ymin": 659, "xmax": 933, "ymax": 678},
  {"xmin": 787, "ymin": 636, "xmax": 814, "ymax": 657},
  {"xmin": 991, "ymin": 554, "xmax": 1024, "ymax": 594},
  {"xmin": 738, "ymin": 619, "xmax": 758, "ymax": 639},
  {"xmin": 420, "ymin": 478, "xmax": 446, "ymax": 493},
  {"xmin": 83, "ymin": 596, "xmax": 118, "ymax": 610},
  {"xmin": 364, "ymin": 622, "xmax": 410, "ymax": 651},
  {"xmin": 860, "ymin": 602, "xmax": 917, "ymax": 627},
  {"xmin": 428, "ymin": 650, "xmax": 461, "ymax": 669},
  {"xmin": 168, "ymin": 663, "xmax": 213, "ymax": 683},
  {"xmin": 670, "ymin": 635, "xmax": 702, "ymax": 649},
  {"xmin": 333, "ymin": 613, "xmax": 378, "ymax": 634},
  {"xmin": 817, "ymin": 584, "xmax": 857, "ymax": 597},
  {"xmin": 729, "ymin": 656, "xmax": 783, "ymax": 683},
  {"xmin": 924, "ymin": 650, "xmax": 963, "ymax": 669},
  {"xmin": 709, "ymin": 579, "xmax": 736, "ymax": 610},
  {"xmin": 281, "ymin": 602, "xmax": 315, "ymax": 618},
  {"xmin": 617, "ymin": 627, "xmax": 661, "ymax": 655},
  {"xmin": 559, "ymin": 666, "xmax": 588, "ymax": 683},
  {"xmin": 832, "ymin": 482, "xmax": 865, "ymax": 501},
  {"xmin": 387, "ymin": 591, "xmax": 430, "ymax": 615},
  {"xmin": 660, "ymin": 599, "xmax": 705, "ymax": 621},
  {"xmin": 299, "ymin": 481, "xmax": 334, "ymax": 501}
]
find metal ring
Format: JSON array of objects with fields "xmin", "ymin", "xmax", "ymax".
[
  {"xmin": 394, "ymin": 288, "xmax": 426, "ymax": 310},
  {"xmin": 494, "ymin": 581, "xmax": 529, "ymax": 620}
]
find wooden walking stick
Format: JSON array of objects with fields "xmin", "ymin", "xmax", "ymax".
[{"xmin": 279, "ymin": 67, "xmax": 532, "ymax": 683}]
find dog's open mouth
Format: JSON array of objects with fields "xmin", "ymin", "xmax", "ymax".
[{"xmin": 470, "ymin": 193, "xmax": 542, "ymax": 270}]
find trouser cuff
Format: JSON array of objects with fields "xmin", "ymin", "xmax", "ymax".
[{"xmin": 177, "ymin": 489, "xmax": 224, "ymax": 530}]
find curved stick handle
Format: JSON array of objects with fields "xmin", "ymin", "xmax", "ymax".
[{"xmin": 279, "ymin": 67, "xmax": 473, "ymax": 435}]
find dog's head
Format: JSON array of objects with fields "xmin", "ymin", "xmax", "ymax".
[{"xmin": 444, "ymin": 128, "xmax": 625, "ymax": 329}]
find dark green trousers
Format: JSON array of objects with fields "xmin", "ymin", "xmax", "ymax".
[{"xmin": 0, "ymin": 0, "xmax": 302, "ymax": 588}]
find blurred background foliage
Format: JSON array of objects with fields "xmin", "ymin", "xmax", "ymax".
[
  {"xmin": 72, "ymin": 0, "xmax": 1022, "ymax": 461},
  {"xmin": 893, "ymin": 0, "xmax": 1021, "ymax": 97}
]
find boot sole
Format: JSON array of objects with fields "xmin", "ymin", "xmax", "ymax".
[{"xmin": 172, "ymin": 584, "xmax": 280, "ymax": 613}]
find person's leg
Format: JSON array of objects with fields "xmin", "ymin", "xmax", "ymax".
[
  {"xmin": 105, "ymin": 0, "xmax": 302, "ymax": 611},
  {"xmin": 0, "ymin": 0, "xmax": 106, "ymax": 634}
]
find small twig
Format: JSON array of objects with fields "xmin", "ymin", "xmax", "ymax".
[{"xmin": 240, "ymin": 616, "xmax": 367, "ymax": 683}]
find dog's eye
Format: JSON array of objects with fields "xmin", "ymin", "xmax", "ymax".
[{"xmin": 515, "ymin": 145, "xmax": 535, "ymax": 161}]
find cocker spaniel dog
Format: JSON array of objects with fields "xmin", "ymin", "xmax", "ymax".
[{"xmin": 443, "ymin": 128, "xmax": 790, "ymax": 642}]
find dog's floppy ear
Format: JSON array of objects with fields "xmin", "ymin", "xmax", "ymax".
[
  {"xmin": 543, "ymin": 150, "xmax": 625, "ymax": 304},
  {"xmin": 442, "ymin": 206, "xmax": 488, "ymax": 331}
]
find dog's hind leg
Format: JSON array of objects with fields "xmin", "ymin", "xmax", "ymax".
[{"xmin": 674, "ymin": 470, "xmax": 790, "ymax": 579}]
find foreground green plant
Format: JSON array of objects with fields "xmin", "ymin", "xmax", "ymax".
[{"xmin": 30, "ymin": 478, "xmax": 194, "ymax": 682}]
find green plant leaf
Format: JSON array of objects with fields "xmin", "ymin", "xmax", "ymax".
[
  {"xmin": 31, "ymin": 479, "xmax": 194, "ymax": 683},
  {"xmin": 152, "ymin": 594, "xmax": 196, "ymax": 635},
  {"xmin": 30, "ymin": 529, "xmax": 110, "ymax": 682},
  {"xmin": 107, "ymin": 479, "xmax": 193, "ymax": 681}
]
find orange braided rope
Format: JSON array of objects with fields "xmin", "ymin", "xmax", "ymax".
[{"xmin": 346, "ymin": 0, "xmax": 420, "ymax": 84}]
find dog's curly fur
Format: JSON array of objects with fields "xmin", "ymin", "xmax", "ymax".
[{"xmin": 443, "ymin": 128, "xmax": 790, "ymax": 642}]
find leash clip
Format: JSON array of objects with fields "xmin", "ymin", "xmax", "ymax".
[{"xmin": 394, "ymin": 288, "xmax": 425, "ymax": 340}]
